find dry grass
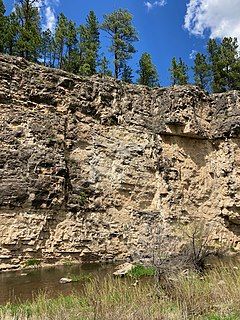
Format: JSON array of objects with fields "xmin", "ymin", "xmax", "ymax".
[
  {"xmin": 170, "ymin": 262, "xmax": 240, "ymax": 319},
  {"xmin": 1, "ymin": 262, "xmax": 240, "ymax": 320}
]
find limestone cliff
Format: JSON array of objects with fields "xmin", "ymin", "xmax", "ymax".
[{"xmin": 0, "ymin": 54, "xmax": 240, "ymax": 270}]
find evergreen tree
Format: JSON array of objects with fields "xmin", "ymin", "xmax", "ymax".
[
  {"xmin": 207, "ymin": 38, "xmax": 222, "ymax": 92},
  {"xmin": 79, "ymin": 11, "xmax": 100, "ymax": 76},
  {"xmin": 170, "ymin": 57, "xmax": 188, "ymax": 85},
  {"xmin": 218, "ymin": 37, "xmax": 240, "ymax": 91},
  {"xmin": 137, "ymin": 52, "xmax": 159, "ymax": 87},
  {"xmin": 101, "ymin": 9, "xmax": 138, "ymax": 79},
  {"xmin": 207, "ymin": 37, "xmax": 240, "ymax": 92},
  {"xmin": 121, "ymin": 64, "xmax": 133, "ymax": 83},
  {"xmin": 4, "ymin": 12, "xmax": 19, "ymax": 55},
  {"xmin": 41, "ymin": 29, "xmax": 53, "ymax": 66},
  {"xmin": 63, "ymin": 20, "xmax": 79, "ymax": 73},
  {"xmin": 15, "ymin": 0, "xmax": 42, "ymax": 61},
  {"xmin": 0, "ymin": 0, "xmax": 6, "ymax": 53},
  {"xmin": 98, "ymin": 56, "xmax": 112, "ymax": 76},
  {"xmin": 169, "ymin": 57, "xmax": 178, "ymax": 85},
  {"xmin": 193, "ymin": 53, "xmax": 211, "ymax": 90},
  {"xmin": 54, "ymin": 13, "xmax": 68, "ymax": 68}
]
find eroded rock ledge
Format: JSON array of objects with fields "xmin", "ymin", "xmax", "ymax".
[{"xmin": 0, "ymin": 54, "xmax": 240, "ymax": 270}]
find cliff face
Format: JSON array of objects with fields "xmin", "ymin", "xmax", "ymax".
[{"xmin": 1, "ymin": 54, "xmax": 240, "ymax": 270}]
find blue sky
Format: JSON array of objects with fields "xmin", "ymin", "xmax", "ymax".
[{"xmin": 4, "ymin": 0, "xmax": 240, "ymax": 86}]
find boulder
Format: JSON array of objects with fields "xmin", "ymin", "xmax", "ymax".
[
  {"xmin": 113, "ymin": 263, "xmax": 134, "ymax": 277},
  {"xmin": 59, "ymin": 277, "xmax": 72, "ymax": 284}
]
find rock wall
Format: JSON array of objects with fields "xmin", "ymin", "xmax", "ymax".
[{"xmin": 0, "ymin": 54, "xmax": 240, "ymax": 270}]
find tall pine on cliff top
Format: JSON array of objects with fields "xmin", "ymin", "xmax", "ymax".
[
  {"xmin": 218, "ymin": 37, "xmax": 240, "ymax": 91},
  {"xmin": 14, "ymin": 0, "xmax": 41, "ymax": 61},
  {"xmin": 63, "ymin": 20, "xmax": 79, "ymax": 73},
  {"xmin": 137, "ymin": 52, "xmax": 159, "ymax": 87},
  {"xmin": 193, "ymin": 53, "xmax": 211, "ymax": 91},
  {"xmin": 79, "ymin": 11, "xmax": 100, "ymax": 76},
  {"xmin": 5, "ymin": 12, "xmax": 20, "ymax": 55},
  {"xmin": 207, "ymin": 38, "xmax": 220, "ymax": 92},
  {"xmin": 0, "ymin": 0, "xmax": 6, "ymax": 53},
  {"xmin": 208, "ymin": 37, "xmax": 240, "ymax": 92},
  {"xmin": 41, "ymin": 29, "xmax": 53, "ymax": 66},
  {"xmin": 101, "ymin": 9, "xmax": 138, "ymax": 79},
  {"xmin": 54, "ymin": 13, "xmax": 68, "ymax": 68},
  {"xmin": 169, "ymin": 57, "xmax": 188, "ymax": 85}
]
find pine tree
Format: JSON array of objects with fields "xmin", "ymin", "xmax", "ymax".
[
  {"xmin": 0, "ymin": 0, "xmax": 6, "ymax": 53},
  {"xmin": 98, "ymin": 56, "xmax": 112, "ymax": 76},
  {"xmin": 207, "ymin": 37, "xmax": 240, "ymax": 92},
  {"xmin": 137, "ymin": 52, "xmax": 159, "ymax": 87},
  {"xmin": 101, "ymin": 9, "xmax": 138, "ymax": 79},
  {"xmin": 79, "ymin": 11, "xmax": 100, "ymax": 76},
  {"xmin": 121, "ymin": 64, "xmax": 133, "ymax": 83},
  {"xmin": 219, "ymin": 37, "xmax": 240, "ymax": 91},
  {"xmin": 41, "ymin": 29, "xmax": 53, "ymax": 66},
  {"xmin": 63, "ymin": 20, "xmax": 79, "ymax": 73},
  {"xmin": 170, "ymin": 57, "xmax": 188, "ymax": 85},
  {"xmin": 169, "ymin": 57, "xmax": 178, "ymax": 85},
  {"xmin": 4, "ymin": 12, "xmax": 19, "ymax": 55},
  {"xmin": 15, "ymin": 0, "xmax": 42, "ymax": 61},
  {"xmin": 54, "ymin": 13, "xmax": 68, "ymax": 68},
  {"xmin": 178, "ymin": 58, "xmax": 188, "ymax": 85},
  {"xmin": 193, "ymin": 53, "xmax": 211, "ymax": 90},
  {"xmin": 207, "ymin": 38, "xmax": 222, "ymax": 92}
]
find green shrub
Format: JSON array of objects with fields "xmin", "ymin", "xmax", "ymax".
[
  {"xmin": 25, "ymin": 258, "xmax": 41, "ymax": 267},
  {"xmin": 128, "ymin": 264, "xmax": 156, "ymax": 278}
]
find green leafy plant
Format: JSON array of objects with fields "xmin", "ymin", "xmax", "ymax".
[{"xmin": 25, "ymin": 258, "xmax": 41, "ymax": 267}]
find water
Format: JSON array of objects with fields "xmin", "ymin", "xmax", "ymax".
[{"xmin": 0, "ymin": 263, "xmax": 115, "ymax": 305}]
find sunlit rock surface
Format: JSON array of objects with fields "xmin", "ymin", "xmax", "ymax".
[{"xmin": 0, "ymin": 54, "xmax": 240, "ymax": 270}]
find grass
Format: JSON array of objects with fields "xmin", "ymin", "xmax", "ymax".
[
  {"xmin": 69, "ymin": 274, "xmax": 92, "ymax": 282},
  {"xmin": 0, "ymin": 262, "xmax": 240, "ymax": 320},
  {"xmin": 127, "ymin": 264, "xmax": 156, "ymax": 278}
]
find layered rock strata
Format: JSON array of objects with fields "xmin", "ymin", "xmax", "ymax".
[{"xmin": 0, "ymin": 54, "xmax": 240, "ymax": 270}]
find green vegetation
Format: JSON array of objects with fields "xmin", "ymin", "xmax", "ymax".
[
  {"xmin": 69, "ymin": 273, "xmax": 92, "ymax": 282},
  {"xmin": 79, "ymin": 11, "xmax": 100, "ymax": 76},
  {"xmin": 0, "ymin": 0, "xmax": 240, "ymax": 90},
  {"xmin": 127, "ymin": 264, "xmax": 156, "ymax": 278},
  {"xmin": 101, "ymin": 9, "xmax": 138, "ymax": 79},
  {"xmin": 14, "ymin": 0, "xmax": 42, "ymax": 61},
  {"xmin": 207, "ymin": 37, "xmax": 240, "ymax": 92},
  {"xmin": 193, "ymin": 52, "xmax": 211, "ymax": 91},
  {"xmin": 170, "ymin": 57, "xmax": 189, "ymax": 85},
  {"xmin": 137, "ymin": 52, "xmax": 159, "ymax": 87},
  {"xmin": 0, "ymin": 0, "xmax": 6, "ymax": 53},
  {"xmin": 79, "ymin": 191, "xmax": 87, "ymax": 206},
  {"xmin": 25, "ymin": 258, "xmax": 41, "ymax": 267},
  {"xmin": 1, "ymin": 263, "xmax": 240, "ymax": 319}
]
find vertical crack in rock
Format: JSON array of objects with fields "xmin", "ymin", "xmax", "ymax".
[{"xmin": 63, "ymin": 116, "xmax": 72, "ymax": 211}]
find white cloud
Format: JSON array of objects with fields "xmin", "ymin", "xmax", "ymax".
[
  {"xmin": 184, "ymin": 0, "xmax": 240, "ymax": 42},
  {"xmin": 144, "ymin": 0, "xmax": 167, "ymax": 11},
  {"xmin": 189, "ymin": 49, "xmax": 197, "ymax": 59},
  {"xmin": 42, "ymin": 0, "xmax": 59, "ymax": 32},
  {"xmin": 43, "ymin": 5, "xmax": 56, "ymax": 32}
]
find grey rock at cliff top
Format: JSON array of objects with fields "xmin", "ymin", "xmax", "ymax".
[{"xmin": 0, "ymin": 54, "xmax": 240, "ymax": 271}]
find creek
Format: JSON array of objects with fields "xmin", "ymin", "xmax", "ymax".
[{"xmin": 0, "ymin": 263, "xmax": 115, "ymax": 305}]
